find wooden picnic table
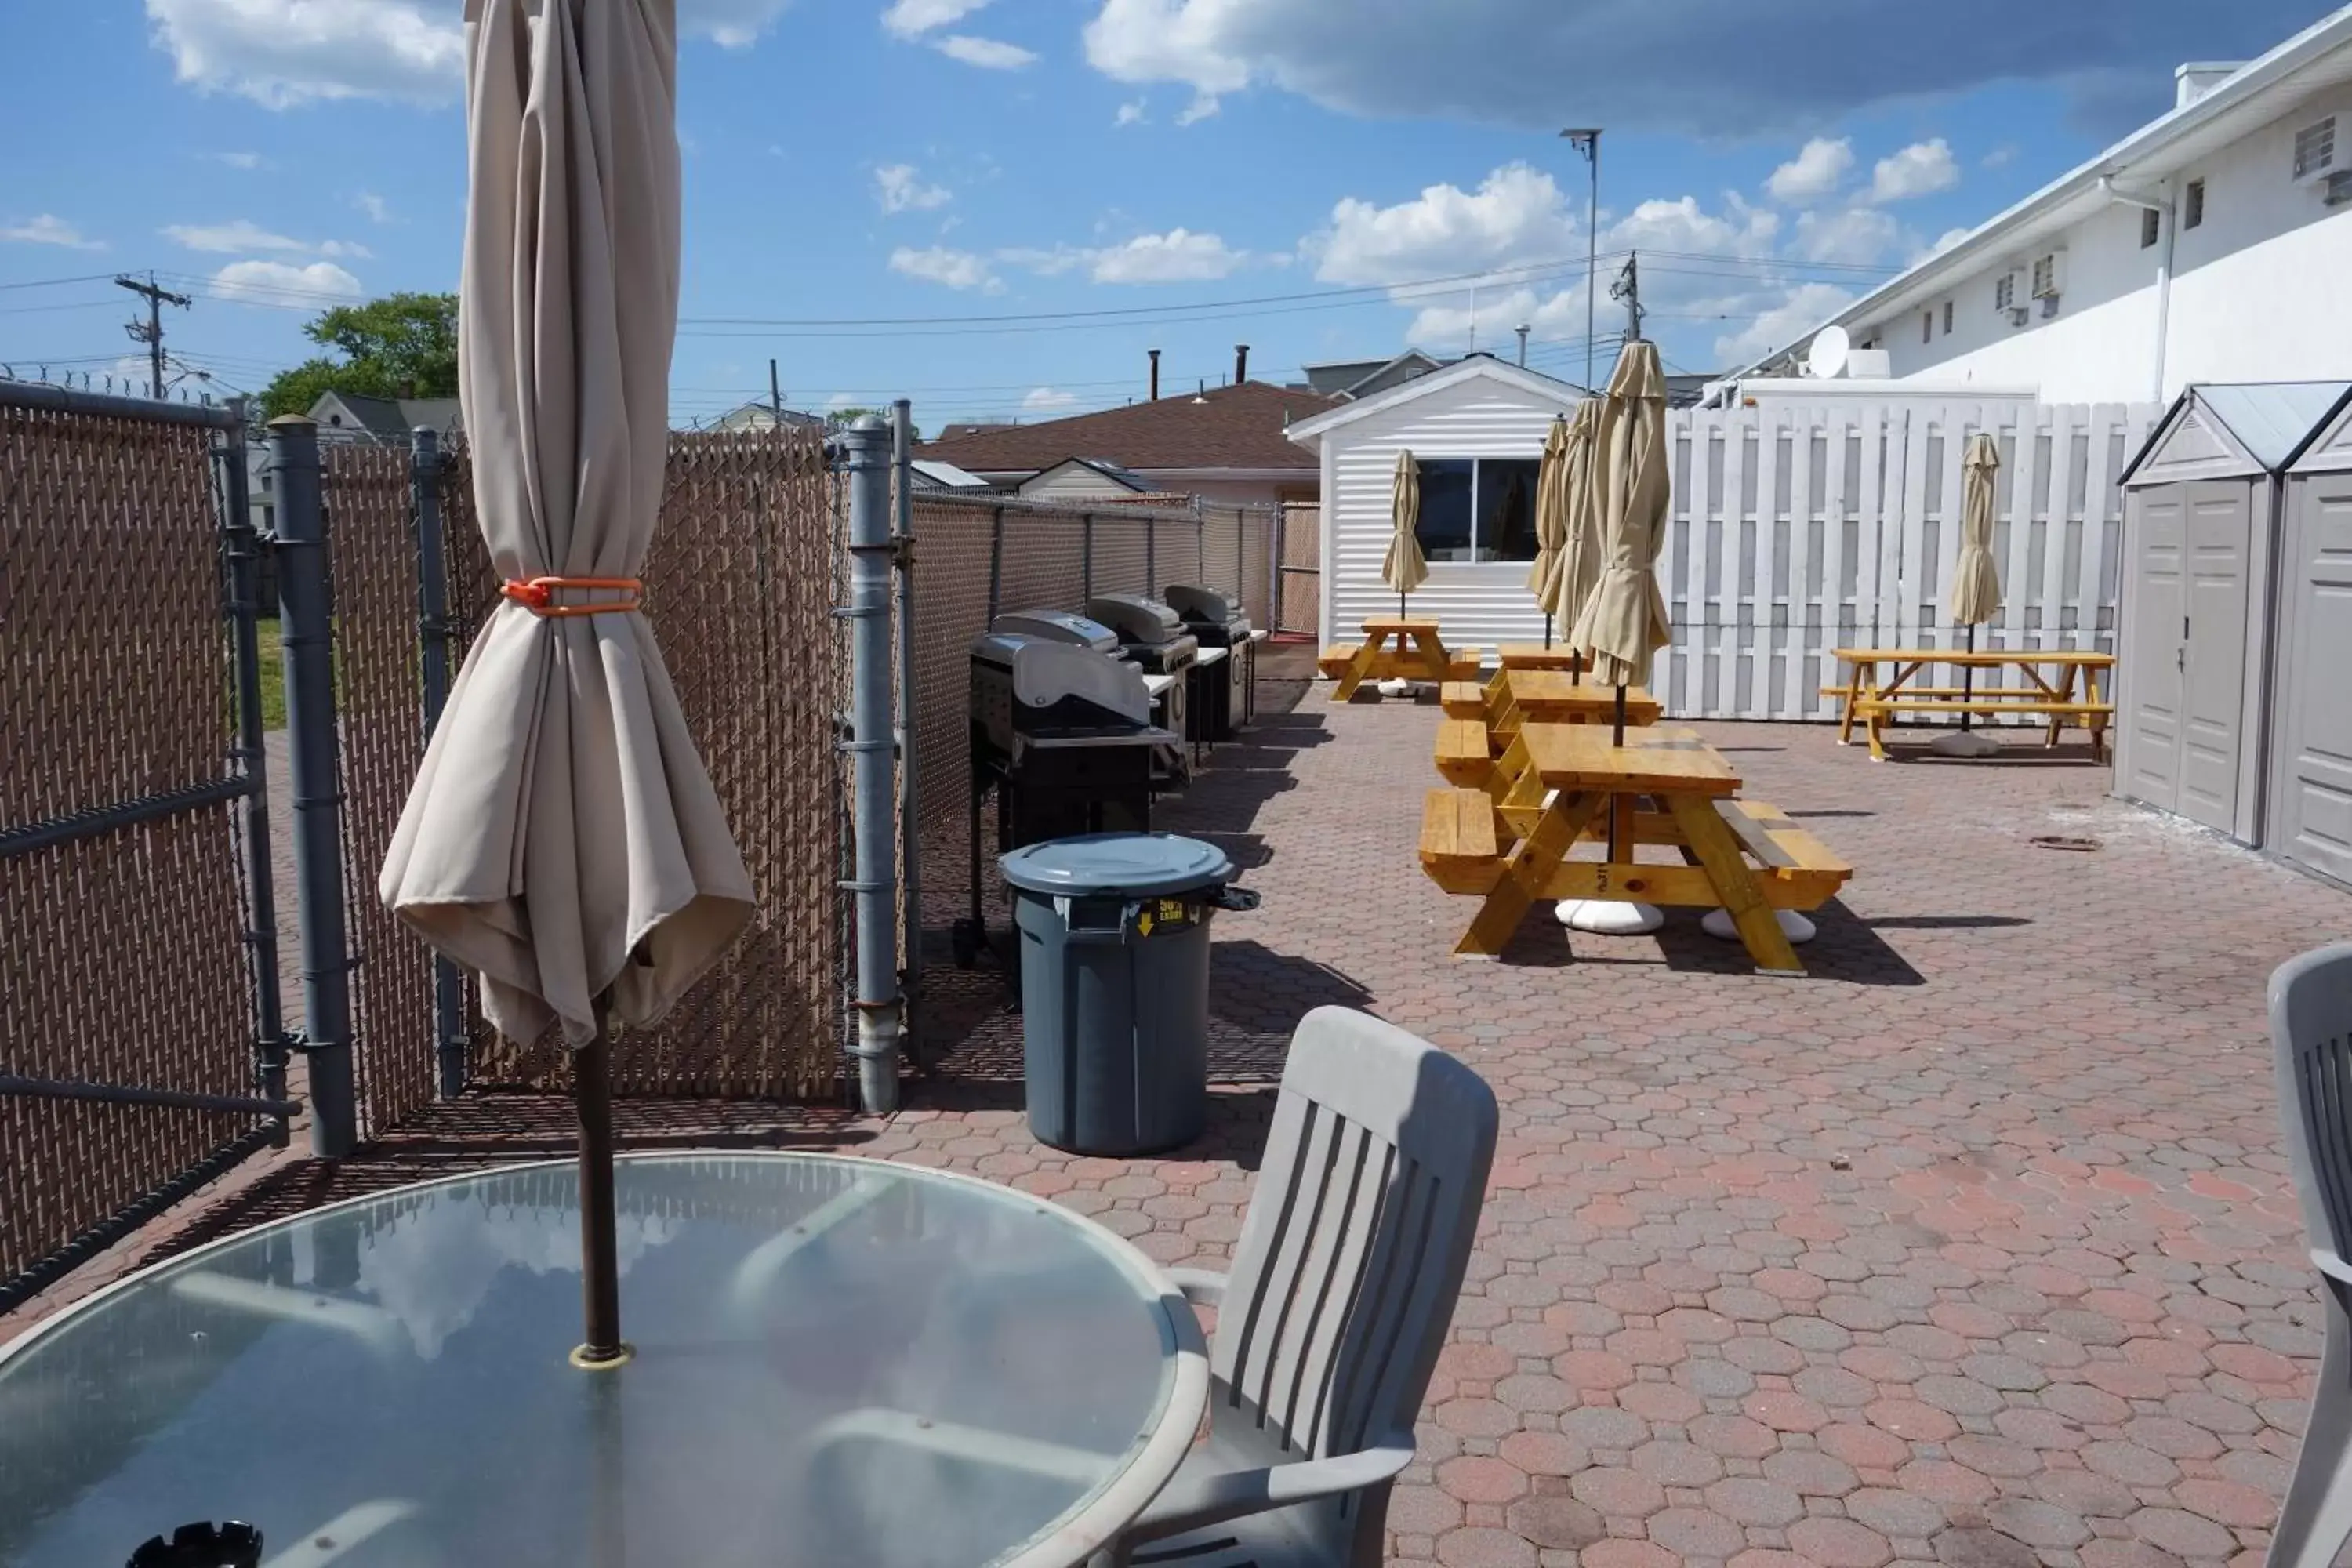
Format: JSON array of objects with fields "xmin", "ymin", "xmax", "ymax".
[
  {"xmin": 1320, "ymin": 616, "xmax": 1481, "ymax": 699},
  {"xmin": 1420, "ymin": 724, "xmax": 1851, "ymax": 975},
  {"xmin": 1827, "ymin": 646, "xmax": 2116, "ymax": 761},
  {"xmin": 1494, "ymin": 644, "xmax": 1584, "ymax": 675},
  {"xmin": 1436, "ymin": 674, "xmax": 1661, "ymax": 787}
]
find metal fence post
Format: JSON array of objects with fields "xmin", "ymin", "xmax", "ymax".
[
  {"xmin": 411, "ymin": 427, "xmax": 469, "ymax": 1099},
  {"xmin": 889, "ymin": 400, "xmax": 922, "ymax": 1064},
  {"xmin": 269, "ymin": 416, "xmax": 358, "ymax": 1157},
  {"xmin": 1081, "ymin": 510, "xmax": 1094, "ymax": 601},
  {"xmin": 986, "ymin": 504, "xmax": 1004, "ymax": 621},
  {"xmin": 1145, "ymin": 512, "xmax": 1157, "ymax": 590},
  {"xmin": 217, "ymin": 404, "xmax": 292, "ymax": 1146},
  {"xmin": 840, "ymin": 417, "xmax": 901, "ymax": 1114}
]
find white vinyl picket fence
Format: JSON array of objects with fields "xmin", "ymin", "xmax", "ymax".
[{"xmin": 1653, "ymin": 400, "xmax": 2159, "ymax": 721}]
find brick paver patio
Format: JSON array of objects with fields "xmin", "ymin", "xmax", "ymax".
[{"xmin": 9, "ymin": 655, "xmax": 2350, "ymax": 1568}]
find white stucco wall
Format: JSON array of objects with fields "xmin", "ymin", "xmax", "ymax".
[
  {"xmin": 1858, "ymin": 83, "xmax": 2352, "ymax": 403},
  {"xmin": 1312, "ymin": 373, "xmax": 1584, "ymax": 648}
]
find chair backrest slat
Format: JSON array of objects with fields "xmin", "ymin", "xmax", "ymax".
[
  {"xmin": 1209, "ymin": 1007, "xmax": 1497, "ymax": 1468},
  {"xmin": 2273, "ymin": 945, "xmax": 2352, "ymax": 1270}
]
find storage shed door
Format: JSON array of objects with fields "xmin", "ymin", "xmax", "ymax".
[
  {"xmin": 2178, "ymin": 481, "xmax": 2253, "ymax": 833},
  {"xmin": 2122, "ymin": 489, "xmax": 2188, "ymax": 812},
  {"xmin": 2272, "ymin": 473, "xmax": 2352, "ymax": 886}
]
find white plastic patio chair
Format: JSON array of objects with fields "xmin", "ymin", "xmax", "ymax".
[
  {"xmin": 2267, "ymin": 942, "xmax": 2352, "ymax": 1568},
  {"xmin": 1102, "ymin": 1004, "xmax": 1497, "ymax": 1566}
]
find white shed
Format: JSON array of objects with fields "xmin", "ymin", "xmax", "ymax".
[
  {"xmin": 2276, "ymin": 394, "xmax": 2352, "ymax": 887},
  {"xmin": 2114, "ymin": 380, "xmax": 2351, "ymax": 847},
  {"xmin": 1286, "ymin": 355, "xmax": 1589, "ymax": 649}
]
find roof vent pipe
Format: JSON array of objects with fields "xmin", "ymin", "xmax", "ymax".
[
  {"xmin": 1149, "ymin": 348, "xmax": 1161, "ymax": 401},
  {"xmin": 1234, "ymin": 343, "xmax": 1249, "ymax": 383}
]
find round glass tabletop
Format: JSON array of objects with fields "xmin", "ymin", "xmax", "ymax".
[{"xmin": 0, "ymin": 1153, "xmax": 1206, "ymax": 1568}]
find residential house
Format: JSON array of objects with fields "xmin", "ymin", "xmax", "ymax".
[
  {"xmin": 1285, "ymin": 354, "xmax": 1588, "ymax": 648},
  {"xmin": 1726, "ymin": 5, "xmax": 2352, "ymax": 405},
  {"xmin": 1015, "ymin": 456, "xmax": 1167, "ymax": 501},
  {"xmin": 915, "ymin": 380, "xmax": 1334, "ymax": 508},
  {"xmin": 909, "ymin": 458, "xmax": 992, "ymax": 490},
  {"xmin": 708, "ymin": 400, "xmax": 826, "ymax": 432},
  {"xmin": 307, "ymin": 390, "xmax": 463, "ymax": 444},
  {"xmin": 1299, "ymin": 350, "xmax": 1446, "ymax": 401}
]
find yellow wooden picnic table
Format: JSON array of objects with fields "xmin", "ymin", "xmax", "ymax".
[
  {"xmin": 1435, "ymin": 674, "xmax": 1662, "ymax": 788},
  {"xmin": 1826, "ymin": 646, "xmax": 2116, "ymax": 761},
  {"xmin": 1320, "ymin": 616, "xmax": 1480, "ymax": 699},
  {"xmin": 1419, "ymin": 724, "xmax": 1851, "ymax": 975}
]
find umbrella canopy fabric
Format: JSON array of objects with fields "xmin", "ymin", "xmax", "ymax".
[
  {"xmin": 1951, "ymin": 432, "xmax": 2003, "ymax": 626},
  {"xmin": 381, "ymin": 0, "xmax": 753, "ymax": 1050},
  {"xmin": 1540, "ymin": 399, "xmax": 1603, "ymax": 629},
  {"xmin": 1382, "ymin": 448, "xmax": 1429, "ymax": 597},
  {"xmin": 1568, "ymin": 341, "xmax": 1672, "ymax": 688},
  {"xmin": 1528, "ymin": 417, "xmax": 1569, "ymax": 598}
]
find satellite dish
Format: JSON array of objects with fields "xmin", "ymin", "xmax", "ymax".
[{"xmin": 1805, "ymin": 324, "xmax": 1850, "ymax": 379}]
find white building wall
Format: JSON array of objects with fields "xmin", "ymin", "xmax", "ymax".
[
  {"xmin": 1321, "ymin": 376, "xmax": 1584, "ymax": 653},
  {"xmin": 1857, "ymin": 82, "xmax": 2352, "ymax": 404},
  {"xmin": 1017, "ymin": 464, "xmax": 1142, "ymax": 501}
]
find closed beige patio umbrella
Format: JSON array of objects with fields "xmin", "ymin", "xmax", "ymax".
[
  {"xmin": 379, "ymin": 0, "xmax": 753, "ymax": 1363},
  {"xmin": 1383, "ymin": 448, "xmax": 1428, "ymax": 618},
  {"xmin": 1539, "ymin": 399, "xmax": 1603, "ymax": 673},
  {"xmin": 1935, "ymin": 431, "xmax": 2005, "ymax": 756},
  {"xmin": 1529, "ymin": 416, "xmax": 1569, "ymax": 645}
]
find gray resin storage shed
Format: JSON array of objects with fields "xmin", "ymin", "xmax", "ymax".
[
  {"xmin": 2116, "ymin": 381, "xmax": 2352, "ymax": 861},
  {"xmin": 2274, "ymin": 397, "xmax": 2352, "ymax": 887}
]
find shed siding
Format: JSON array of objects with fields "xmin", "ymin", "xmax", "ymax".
[{"xmin": 1327, "ymin": 376, "xmax": 1585, "ymax": 652}]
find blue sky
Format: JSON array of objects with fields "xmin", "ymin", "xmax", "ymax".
[{"xmin": 0, "ymin": 1, "xmax": 2332, "ymax": 426}]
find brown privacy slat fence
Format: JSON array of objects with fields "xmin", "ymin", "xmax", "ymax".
[
  {"xmin": 321, "ymin": 426, "xmax": 842, "ymax": 1133},
  {"xmin": 901, "ymin": 493, "xmax": 1275, "ymax": 1040},
  {"xmin": 1277, "ymin": 502, "xmax": 1319, "ymax": 635},
  {"xmin": 1, "ymin": 393, "xmax": 283, "ymax": 1301}
]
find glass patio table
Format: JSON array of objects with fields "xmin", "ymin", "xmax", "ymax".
[{"xmin": 0, "ymin": 1153, "xmax": 1209, "ymax": 1568}]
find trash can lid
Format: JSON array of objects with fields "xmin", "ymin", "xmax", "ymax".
[{"xmin": 1000, "ymin": 833, "xmax": 1234, "ymax": 897}]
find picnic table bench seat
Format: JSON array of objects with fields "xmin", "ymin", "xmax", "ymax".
[
  {"xmin": 1440, "ymin": 681, "xmax": 1488, "ymax": 720},
  {"xmin": 1435, "ymin": 720, "xmax": 1494, "ymax": 787}
]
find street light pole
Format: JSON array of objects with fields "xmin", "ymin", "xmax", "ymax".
[{"xmin": 1561, "ymin": 129, "xmax": 1602, "ymax": 390}]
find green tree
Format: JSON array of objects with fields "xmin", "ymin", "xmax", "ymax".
[{"xmin": 261, "ymin": 292, "xmax": 460, "ymax": 417}]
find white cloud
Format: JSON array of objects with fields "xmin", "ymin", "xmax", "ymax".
[
  {"xmin": 1022, "ymin": 387, "xmax": 1080, "ymax": 411},
  {"xmin": 211, "ymin": 150, "xmax": 264, "ymax": 169},
  {"xmin": 2, "ymin": 214, "xmax": 105, "ymax": 251},
  {"xmin": 1071, "ymin": 0, "xmax": 2284, "ymax": 136},
  {"xmin": 933, "ymin": 34, "xmax": 1035, "ymax": 67},
  {"xmin": 1791, "ymin": 205, "xmax": 1902, "ymax": 265},
  {"xmin": 1869, "ymin": 138, "xmax": 1960, "ymax": 203},
  {"xmin": 1115, "ymin": 99, "xmax": 1146, "ymax": 125},
  {"xmin": 875, "ymin": 163, "xmax": 951, "ymax": 214},
  {"xmin": 355, "ymin": 191, "xmax": 391, "ymax": 224},
  {"xmin": 880, "ymin": 0, "xmax": 991, "ymax": 37},
  {"xmin": 889, "ymin": 245, "xmax": 1000, "ymax": 291},
  {"xmin": 145, "ymin": 0, "xmax": 463, "ymax": 108},
  {"xmin": 1309, "ymin": 163, "xmax": 1577, "ymax": 287},
  {"xmin": 1086, "ymin": 228, "xmax": 1246, "ymax": 282},
  {"xmin": 1766, "ymin": 137, "xmax": 1853, "ymax": 205},
  {"xmin": 163, "ymin": 218, "xmax": 371, "ymax": 259},
  {"xmin": 684, "ymin": 0, "xmax": 794, "ymax": 48},
  {"xmin": 1926, "ymin": 225, "xmax": 1973, "ymax": 256},
  {"xmin": 1711, "ymin": 281, "xmax": 1858, "ymax": 368},
  {"xmin": 1981, "ymin": 143, "xmax": 2018, "ymax": 169},
  {"xmin": 209, "ymin": 258, "xmax": 364, "ymax": 304},
  {"xmin": 1174, "ymin": 92, "xmax": 1220, "ymax": 125}
]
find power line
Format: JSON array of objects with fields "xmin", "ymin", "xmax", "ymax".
[{"xmin": 0, "ymin": 271, "xmax": 120, "ymax": 292}]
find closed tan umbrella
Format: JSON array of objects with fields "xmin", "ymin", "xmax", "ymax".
[
  {"xmin": 1541, "ymin": 399, "xmax": 1603, "ymax": 673},
  {"xmin": 1568, "ymin": 339, "xmax": 1672, "ymax": 715},
  {"xmin": 1936, "ymin": 431, "xmax": 2004, "ymax": 754},
  {"xmin": 1529, "ymin": 417, "xmax": 1568, "ymax": 644},
  {"xmin": 380, "ymin": 0, "xmax": 752, "ymax": 1362},
  {"xmin": 1383, "ymin": 448, "xmax": 1428, "ymax": 618}
]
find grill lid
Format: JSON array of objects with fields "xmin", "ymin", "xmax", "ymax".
[{"xmin": 1085, "ymin": 593, "xmax": 1185, "ymax": 645}]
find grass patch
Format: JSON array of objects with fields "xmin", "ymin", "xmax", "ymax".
[{"xmin": 255, "ymin": 616, "xmax": 285, "ymax": 731}]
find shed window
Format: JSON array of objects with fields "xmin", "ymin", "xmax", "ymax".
[
  {"xmin": 2185, "ymin": 178, "xmax": 2205, "ymax": 228},
  {"xmin": 2140, "ymin": 207, "xmax": 2161, "ymax": 248},
  {"xmin": 1941, "ymin": 300, "xmax": 1955, "ymax": 336},
  {"xmin": 1922, "ymin": 311, "xmax": 1933, "ymax": 343},
  {"xmin": 1412, "ymin": 457, "xmax": 1541, "ymax": 564}
]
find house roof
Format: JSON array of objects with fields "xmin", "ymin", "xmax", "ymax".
[
  {"xmin": 909, "ymin": 457, "xmax": 991, "ymax": 488},
  {"xmin": 2121, "ymin": 380, "xmax": 2352, "ymax": 484},
  {"xmin": 915, "ymin": 380, "xmax": 1334, "ymax": 474},
  {"xmin": 1283, "ymin": 354, "xmax": 1591, "ymax": 445},
  {"xmin": 1025, "ymin": 456, "xmax": 1156, "ymax": 492},
  {"xmin": 1728, "ymin": 4, "xmax": 2352, "ymax": 378},
  {"xmin": 1301, "ymin": 349, "xmax": 1444, "ymax": 398},
  {"xmin": 311, "ymin": 390, "xmax": 463, "ymax": 441}
]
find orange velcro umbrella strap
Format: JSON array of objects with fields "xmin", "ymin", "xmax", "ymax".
[{"xmin": 500, "ymin": 576, "xmax": 645, "ymax": 617}]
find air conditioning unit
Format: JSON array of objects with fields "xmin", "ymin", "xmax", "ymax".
[
  {"xmin": 2294, "ymin": 115, "xmax": 2338, "ymax": 183},
  {"xmin": 2328, "ymin": 169, "xmax": 2352, "ymax": 208},
  {"xmin": 2030, "ymin": 249, "xmax": 2067, "ymax": 300}
]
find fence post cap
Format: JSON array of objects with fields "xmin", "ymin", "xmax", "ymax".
[{"xmin": 267, "ymin": 413, "xmax": 318, "ymax": 430}]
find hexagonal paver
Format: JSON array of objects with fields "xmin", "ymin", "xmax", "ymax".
[{"xmin": 1787, "ymin": 1516, "xmax": 1895, "ymax": 1568}]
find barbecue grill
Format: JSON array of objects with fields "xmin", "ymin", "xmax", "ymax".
[
  {"xmin": 956, "ymin": 628, "xmax": 1174, "ymax": 967},
  {"xmin": 1084, "ymin": 593, "xmax": 1197, "ymax": 783},
  {"xmin": 1163, "ymin": 583, "xmax": 1260, "ymax": 742}
]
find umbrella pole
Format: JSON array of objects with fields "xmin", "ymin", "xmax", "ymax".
[
  {"xmin": 1960, "ymin": 624, "xmax": 1976, "ymax": 733},
  {"xmin": 1544, "ymin": 612, "xmax": 1553, "ymax": 650},
  {"xmin": 573, "ymin": 1001, "xmax": 628, "ymax": 1368},
  {"xmin": 1613, "ymin": 684, "xmax": 1628, "ymax": 747}
]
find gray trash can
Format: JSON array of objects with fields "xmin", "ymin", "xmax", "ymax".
[{"xmin": 1000, "ymin": 833, "xmax": 1257, "ymax": 1155}]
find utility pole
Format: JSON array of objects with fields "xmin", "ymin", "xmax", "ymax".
[
  {"xmin": 1610, "ymin": 250, "xmax": 1646, "ymax": 344},
  {"xmin": 1562, "ymin": 129, "xmax": 1602, "ymax": 388},
  {"xmin": 117, "ymin": 272, "xmax": 192, "ymax": 399},
  {"xmin": 768, "ymin": 357, "xmax": 782, "ymax": 421}
]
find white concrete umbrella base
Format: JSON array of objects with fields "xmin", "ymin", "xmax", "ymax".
[
  {"xmin": 1926, "ymin": 728, "xmax": 2001, "ymax": 759},
  {"xmin": 1556, "ymin": 899, "xmax": 1663, "ymax": 935},
  {"xmin": 1376, "ymin": 677, "xmax": 1414, "ymax": 699},
  {"xmin": 1700, "ymin": 908, "xmax": 1817, "ymax": 944}
]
